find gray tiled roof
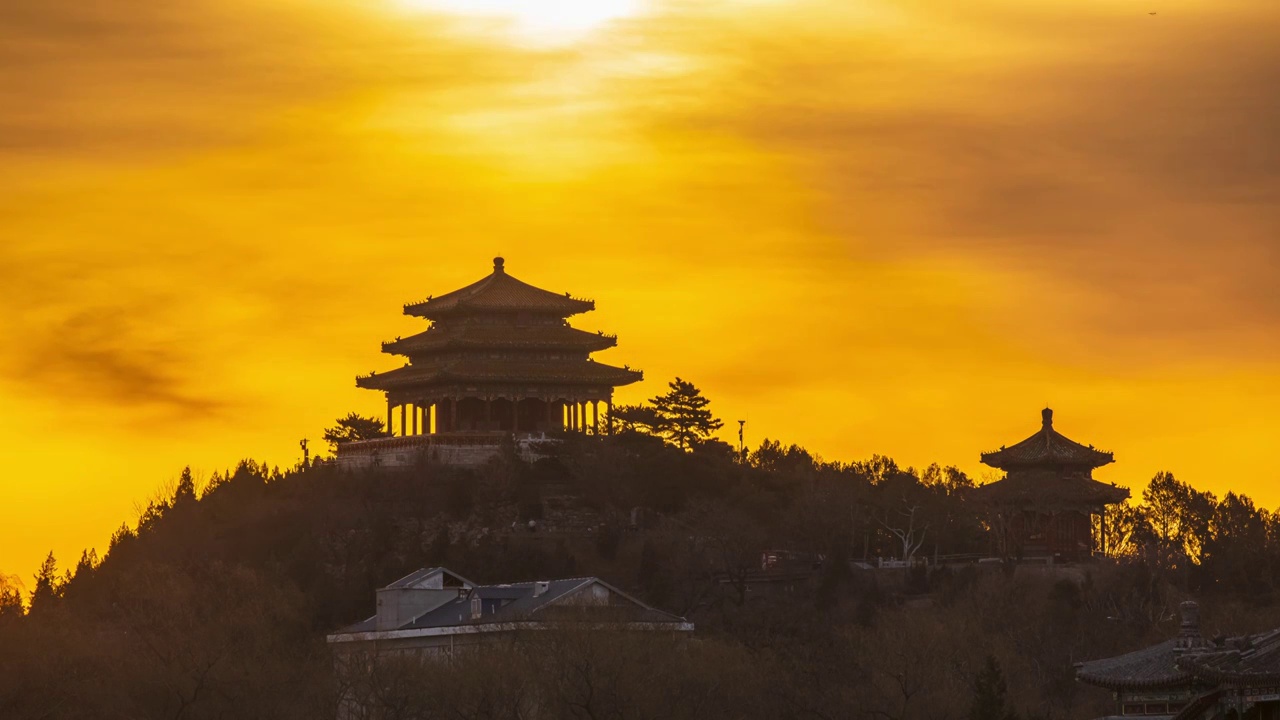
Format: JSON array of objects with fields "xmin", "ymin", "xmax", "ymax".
[
  {"xmin": 1177, "ymin": 629, "xmax": 1280, "ymax": 684},
  {"xmin": 384, "ymin": 567, "xmax": 475, "ymax": 590},
  {"xmin": 335, "ymin": 572, "xmax": 686, "ymax": 636},
  {"xmin": 1076, "ymin": 639, "xmax": 1190, "ymax": 690}
]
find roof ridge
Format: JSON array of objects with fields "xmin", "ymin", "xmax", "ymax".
[
  {"xmin": 403, "ymin": 263, "xmax": 596, "ymax": 319},
  {"xmin": 481, "ymin": 575, "xmax": 600, "ymax": 587}
]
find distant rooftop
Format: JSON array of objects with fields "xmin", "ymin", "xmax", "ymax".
[{"xmin": 329, "ymin": 567, "xmax": 691, "ymax": 642}]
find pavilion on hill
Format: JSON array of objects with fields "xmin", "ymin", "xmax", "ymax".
[
  {"xmin": 339, "ymin": 258, "xmax": 642, "ymax": 467},
  {"xmin": 973, "ymin": 408, "xmax": 1129, "ymax": 562}
]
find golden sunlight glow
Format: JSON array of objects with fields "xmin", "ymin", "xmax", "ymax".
[{"xmin": 397, "ymin": 0, "xmax": 643, "ymax": 39}]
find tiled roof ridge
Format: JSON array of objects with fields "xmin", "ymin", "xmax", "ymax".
[
  {"xmin": 1175, "ymin": 627, "xmax": 1280, "ymax": 682},
  {"xmin": 477, "ymin": 575, "xmax": 600, "ymax": 588}
]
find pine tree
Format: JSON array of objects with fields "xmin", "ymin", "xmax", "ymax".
[
  {"xmin": 73, "ymin": 549, "xmax": 99, "ymax": 581},
  {"xmin": 29, "ymin": 552, "xmax": 61, "ymax": 613},
  {"xmin": 649, "ymin": 378, "xmax": 723, "ymax": 450},
  {"xmin": 174, "ymin": 466, "xmax": 198, "ymax": 507},
  {"xmin": 970, "ymin": 655, "xmax": 1019, "ymax": 720},
  {"xmin": 323, "ymin": 413, "xmax": 388, "ymax": 452}
]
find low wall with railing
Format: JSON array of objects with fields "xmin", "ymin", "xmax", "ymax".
[{"xmin": 335, "ymin": 433, "xmax": 559, "ymax": 468}]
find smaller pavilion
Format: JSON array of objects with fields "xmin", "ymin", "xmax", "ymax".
[
  {"xmin": 973, "ymin": 408, "xmax": 1129, "ymax": 562},
  {"xmin": 1078, "ymin": 600, "xmax": 1280, "ymax": 719}
]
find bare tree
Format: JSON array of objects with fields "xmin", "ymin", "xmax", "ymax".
[{"xmin": 877, "ymin": 500, "xmax": 929, "ymax": 562}]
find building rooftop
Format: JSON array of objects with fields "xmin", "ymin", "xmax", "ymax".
[
  {"xmin": 1076, "ymin": 638, "xmax": 1190, "ymax": 690},
  {"xmin": 357, "ymin": 357, "xmax": 643, "ymax": 391},
  {"xmin": 970, "ymin": 467, "xmax": 1130, "ymax": 509},
  {"xmin": 383, "ymin": 566, "xmax": 474, "ymax": 590},
  {"xmin": 383, "ymin": 323, "xmax": 618, "ymax": 356},
  {"xmin": 980, "ymin": 408, "xmax": 1115, "ymax": 471},
  {"xmin": 404, "ymin": 257, "xmax": 595, "ymax": 320},
  {"xmin": 1077, "ymin": 601, "xmax": 1280, "ymax": 697},
  {"xmin": 330, "ymin": 567, "xmax": 690, "ymax": 641},
  {"xmin": 1177, "ymin": 628, "xmax": 1280, "ymax": 684}
]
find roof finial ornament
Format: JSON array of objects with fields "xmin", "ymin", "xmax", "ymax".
[
  {"xmin": 494, "ymin": 257, "xmax": 505, "ymax": 274},
  {"xmin": 1176, "ymin": 600, "xmax": 1206, "ymax": 654},
  {"xmin": 1042, "ymin": 407, "xmax": 1054, "ymax": 428}
]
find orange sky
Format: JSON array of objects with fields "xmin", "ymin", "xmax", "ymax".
[{"xmin": 2, "ymin": 0, "xmax": 1278, "ymax": 583}]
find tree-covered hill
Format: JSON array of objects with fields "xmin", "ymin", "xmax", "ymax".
[{"xmin": 5, "ymin": 390, "xmax": 1280, "ymax": 718}]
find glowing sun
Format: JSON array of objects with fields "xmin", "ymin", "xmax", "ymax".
[{"xmin": 399, "ymin": 0, "xmax": 644, "ymax": 39}]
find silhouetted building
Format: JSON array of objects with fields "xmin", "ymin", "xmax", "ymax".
[
  {"xmin": 339, "ymin": 257, "xmax": 641, "ymax": 466},
  {"xmin": 329, "ymin": 567, "xmax": 692, "ymax": 720},
  {"xmin": 327, "ymin": 567, "xmax": 692, "ymax": 655},
  {"xmin": 1077, "ymin": 600, "xmax": 1280, "ymax": 719},
  {"xmin": 973, "ymin": 408, "xmax": 1129, "ymax": 562}
]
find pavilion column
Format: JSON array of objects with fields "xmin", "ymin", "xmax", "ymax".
[
  {"xmin": 544, "ymin": 399, "xmax": 553, "ymax": 432},
  {"xmin": 400, "ymin": 404, "xmax": 407, "ymax": 438},
  {"xmin": 606, "ymin": 399, "xmax": 613, "ymax": 436},
  {"xmin": 450, "ymin": 397, "xmax": 458, "ymax": 433},
  {"xmin": 593, "ymin": 401, "xmax": 600, "ymax": 436},
  {"xmin": 412, "ymin": 404, "xmax": 420, "ymax": 436},
  {"xmin": 387, "ymin": 398, "xmax": 394, "ymax": 437},
  {"xmin": 573, "ymin": 401, "xmax": 580, "ymax": 433}
]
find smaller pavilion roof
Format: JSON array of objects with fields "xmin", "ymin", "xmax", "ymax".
[
  {"xmin": 404, "ymin": 258, "xmax": 595, "ymax": 320},
  {"xmin": 981, "ymin": 408, "xmax": 1115, "ymax": 470},
  {"xmin": 1076, "ymin": 639, "xmax": 1190, "ymax": 690},
  {"xmin": 1075, "ymin": 601, "xmax": 1280, "ymax": 695}
]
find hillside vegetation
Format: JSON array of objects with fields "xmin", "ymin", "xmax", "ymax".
[{"xmin": 5, "ymin": 388, "xmax": 1280, "ymax": 719}]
